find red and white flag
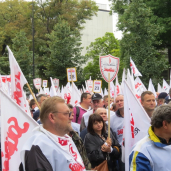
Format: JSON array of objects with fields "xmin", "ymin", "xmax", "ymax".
[
  {"xmin": 7, "ymin": 46, "xmax": 30, "ymax": 114},
  {"xmin": 130, "ymin": 57, "xmax": 142, "ymax": 77},
  {"xmin": 123, "ymin": 81, "xmax": 150, "ymax": 171},
  {"xmin": 70, "ymin": 82, "xmax": 81, "ymax": 107},
  {"xmin": 163, "ymin": 79, "xmax": 170, "ymax": 94},
  {"xmin": 134, "ymin": 77, "xmax": 147, "ymax": 102},
  {"xmin": 0, "ymin": 89, "xmax": 38, "ymax": 171}
]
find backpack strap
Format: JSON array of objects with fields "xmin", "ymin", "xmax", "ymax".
[{"xmin": 76, "ymin": 106, "xmax": 80, "ymax": 123}]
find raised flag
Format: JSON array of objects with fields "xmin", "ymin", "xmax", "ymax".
[
  {"xmin": 163, "ymin": 79, "xmax": 170, "ymax": 94},
  {"xmin": 123, "ymin": 81, "xmax": 150, "ymax": 171},
  {"xmin": 7, "ymin": 46, "xmax": 30, "ymax": 114},
  {"xmin": 0, "ymin": 89, "xmax": 38, "ymax": 171},
  {"xmin": 70, "ymin": 82, "xmax": 81, "ymax": 107},
  {"xmin": 50, "ymin": 77, "xmax": 57, "ymax": 97},
  {"xmin": 130, "ymin": 57, "xmax": 142, "ymax": 77},
  {"xmin": 148, "ymin": 79, "xmax": 157, "ymax": 98}
]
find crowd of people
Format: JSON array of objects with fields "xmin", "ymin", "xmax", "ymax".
[{"xmin": 18, "ymin": 89, "xmax": 171, "ymax": 171}]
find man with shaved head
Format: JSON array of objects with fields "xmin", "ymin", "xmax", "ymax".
[{"xmin": 110, "ymin": 94, "xmax": 125, "ymax": 171}]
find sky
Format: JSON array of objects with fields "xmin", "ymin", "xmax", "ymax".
[{"xmin": 95, "ymin": 0, "xmax": 123, "ymax": 40}]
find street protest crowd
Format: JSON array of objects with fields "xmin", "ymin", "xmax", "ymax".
[{"xmin": 1, "ymin": 46, "xmax": 171, "ymax": 171}]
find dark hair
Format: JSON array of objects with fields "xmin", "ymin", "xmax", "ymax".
[
  {"xmin": 151, "ymin": 105, "xmax": 171, "ymax": 128},
  {"xmin": 81, "ymin": 93, "xmax": 91, "ymax": 102},
  {"xmin": 67, "ymin": 104, "xmax": 73, "ymax": 109},
  {"xmin": 29, "ymin": 99, "xmax": 35, "ymax": 108},
  {"xmin": 87, "ymin": 114, "xmax": 105, "ymax": 135},
  {"xmin": 37, "ymin": 94, "xmax": 48, "ymax": 102},
  {"xmin": 141, "ymin": 91, "xmax": 154, "ymax": 102}
]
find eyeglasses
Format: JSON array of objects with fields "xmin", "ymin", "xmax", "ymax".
[{"xmin": 52, "ymin": 111, "xmax": 72, "ymax": 117}]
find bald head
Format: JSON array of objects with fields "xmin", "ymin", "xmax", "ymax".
[{"xmin": 95, "ymin": 108, "xmax": 108, "ymax": 122}]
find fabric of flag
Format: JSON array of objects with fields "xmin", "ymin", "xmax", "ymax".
[
  {"xmin": 50, "ymin": 77, "xmax": 57, "ymax": 97},
  {"xmin": 0, "ymin": 90, "xmax": 38, "ymax": 171},
  {"xmin": 130, "ymin": 57, "xmax": 142, "ymax": 77},
  {"xmin": 7, "ymin": 46, "xmax": 30, "ymax": 114},
  {"xmin": 123, "ymin": 81, "xmax": 151, "ymax": 171},
  {"xmin": 70, "ymin": 82, "xmax": 81, "ymax": 107},
  {"xmin": 162, "ymin": 79, "xmax": 170, "ymax": 94},
  {"xmin": 157, "ymin": 83, "xmax": 162, "ymax": 94},
  {"xmin": 134, "ymin": 77, "xmax": 147, "ymax": 102},
  {"xmin": 148, "ymin": 79, "xmax": 157, "ymax": 98}
]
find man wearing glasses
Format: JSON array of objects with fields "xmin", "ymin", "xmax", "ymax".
[{"xmin": 20, "ymin": 97, "xmax": 86, "ymax": 171}]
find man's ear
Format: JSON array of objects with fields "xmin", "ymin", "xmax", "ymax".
[
  {"xmin": 162, "ymin": 120, "xmax": 169, "ymax": 129},
  {"xmin": 48, "ymin": 113, "xmax": 55, "ymax": 123}
]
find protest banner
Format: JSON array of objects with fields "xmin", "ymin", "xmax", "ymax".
[{"xmin": 99, "ymin": 54, "xmax": 120, "ymax": 138}]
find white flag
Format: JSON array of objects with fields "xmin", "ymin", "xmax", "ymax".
[
  {"xmin": 0, "ymin": 89, "xmax": 38, "ymax": 171},
  {"xmin": 7, "ymin": 46, "xmax": 30, "ymax": 114},
  {"xmin": 123, "ymin": 81, "xmax": 150, "ymax": 171},
  {"xmin": 163, "ymin": 79, "xmax": 170, "ymax": 94},
  {"xmin": 70, "ymin": 82, "xmax": 81, "ymax": 107},
  {"xmin": 50, "ymin": 77, "xmax": 57, "ymax": 97},
  {"xmin": 148, "ymin": 79, "xmax": 157, "ymax": 98},
  {"xmin": 134, "ymin": 77, "xmax": 147, "ymax": 101},
  {"xmin": 157, "ymin": 83, "xmax": 162, "ymax": 94},
  {"xmin": 130, "ymin": 57, "xmax": 142, "ymax": 77}
]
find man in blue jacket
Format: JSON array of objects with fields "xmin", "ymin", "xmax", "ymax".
[{"xmin": 129, "ymin": 105, "xmax": 171, "ymax": 171}]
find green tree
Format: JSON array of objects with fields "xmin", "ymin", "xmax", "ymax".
[
  {"xmin": 83, "ymin": 32, "xmax": 122, "ymax": 88},
  {"xmin": 144, "ymin": 0, "xmax": 171, "ymax": 66},
  {"xmin": 43, "ymin": 19, "xmax": 84, "ymax": 86},
  {"xmin": 110, "ymin": 0, "xmax": 169, "ymax": 86},
  {"xmin": 12, "ymin": 31, "xmax": 33, "ymax": 85}
]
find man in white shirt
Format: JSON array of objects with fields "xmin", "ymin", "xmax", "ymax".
[{"xmin": 20, "ymin": 97, "xmax": 86, "ymax": 171}]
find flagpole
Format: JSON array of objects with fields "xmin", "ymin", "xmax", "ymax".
[
  {"xmin": 108, "ymin": 73, "xmax": 110, "ymax": 138},
  {"xmin": 32, "ymin": 0, "xmax": 35, "ymax": 94},
  {"xmin": 27, "ymin": 83, "xmax": 41, "ymax": 110}
]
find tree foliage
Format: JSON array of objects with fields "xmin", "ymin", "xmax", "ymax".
[
  {"xmin": 110, "ymin": 0, "xmax": 169, "ymax": 86},
  {"xmin": 0, "ymin": 0, "xmax": 98, "ymax": 86},
  {"xmin": 83, "ymin": 32, "xmax": 122, "ymax": 88},
  {"xmin": 43, "ymin": 19, "xmax": 85, "ymax": 86}
]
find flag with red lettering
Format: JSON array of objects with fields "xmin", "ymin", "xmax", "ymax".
[
  {"xmin": 163, "ymin": 79, "xmax": 170, "ymax": 94},
  {"xmin": 134, "ymin": 77, "xmax": 147, "ymax": 102},
  {"xmin": 123, "ymin": 81, "xmax": 150, "ymax": 171},
  {"xmin": 7, "ymin": 46, "xmax": 30, "ymax": 114},
  {"xmin": 130, "ymin": 57, "xmax": 142, "ymax": 77},
  {"xmin": 0, "ymin": 89, "xmax": 38, "ymax": 171},
  {"xmin": 70, "ymin": 82, "xmax": 81, "ymax": 107}
]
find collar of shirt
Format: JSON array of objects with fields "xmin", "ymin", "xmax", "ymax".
[
  {"xmin": 116, "ymin": 110, "xmax": 123, "ymax": 118},
  {"xmin": 77, "ymin": 103, "xmax": 91, "ymax": 111}
]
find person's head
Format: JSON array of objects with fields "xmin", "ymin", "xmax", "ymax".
[
  {"xmin": 141, "ymin": 91, "xmax": 155, "ymax": 117},
  {"xmin": 67, "ymin": 104, "xmax": 74, "ymax": 121},
  {"xmin": 91, "ymin": 93, "xmax": 103, "ymax": 110},
  {"xmin": 151, "ymin": 105, "xmax": 171, "ymax": 139},
  {"xmin": 103, "ymin": 95, "xmax": 112, "ymax": 108},
  {"xmin": 29, "ymin": 99, "xmax": 37, "ymax": 109},
  {"xmin": 80, "ymin": 93, "xmax": 92, "ymax": 106},
  {"xmin": 87, "ymin": 114, "xmax": 105, "ymax": 135},
  {"xmin": 95, "ymin": 108, "xmax": 108, "ymax": 122},
  {"xmin": 157, "ymin": 92, "xmax": 168, "ymax": 106},
  {"xmin": 115, "ymin": 94, "xmax": 124, "ymax": 110},
  {"xmin": 110, "ymin": 103, "xmax": 117, "ymax": 112},
  {"xmin": 37, "ymin": 94, "xmax": 48, "ymax": 106},
  {"xmin": 40, "ymin": 97, "xmax": 72, "ymax": 136}
]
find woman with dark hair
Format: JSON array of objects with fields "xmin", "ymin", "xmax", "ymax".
[{"xmin": 84, "ymin": 114, "xmax": 121, "ymax": 171}]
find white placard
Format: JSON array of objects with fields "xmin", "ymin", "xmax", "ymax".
[
  {"xmin": 33, "ymin": 78, "xmax": 41, "ymax": 90},
  {"xmin": 42, "ymin": 80, "xmax": 48, "ymax": 87},
  {"xmin": 93, "ymin": 80, "xmax": 102, "ymax": 93},
  {"xmin": 87, "ymin": 80, "xmax": 93, "ymax": 93},
  {"xmin": 66, "ymin": 68, "xmax": 77, "ymax": 82},
  {"xmin": 53, "ymin": 78, "xmax": 59, "ymax": 92}
]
